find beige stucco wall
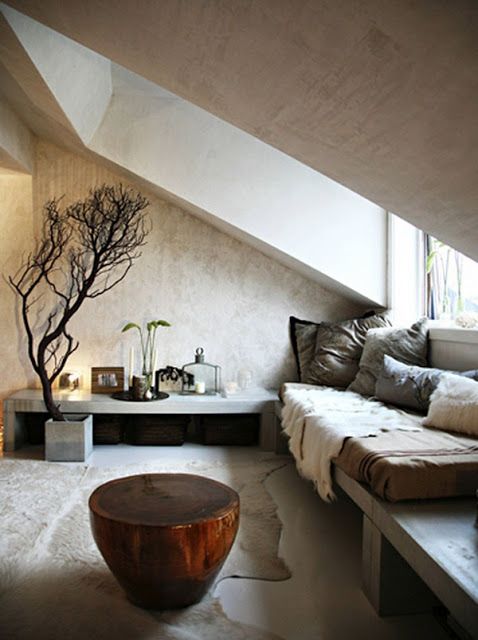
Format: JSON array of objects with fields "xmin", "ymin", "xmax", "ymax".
[
  {"xmin": 0, "ymin": 173, "xmax": 35, "ymax": 429},
  {"xmin": 5, "ymin": 140, "xmax": 363, "ymax": 401}
]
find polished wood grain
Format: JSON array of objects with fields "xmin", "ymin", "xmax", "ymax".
[{"xmin": 89, "ymin": 473, "xmax": 239, "ymax": 609}]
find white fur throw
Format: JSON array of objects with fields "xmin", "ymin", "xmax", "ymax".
[
  {"xmin": 423, "ymin": 373, "xmax": 478, "ymax": 436},
  {"xmin": 281, "ymin": 384, "xmax": 422, "ymax": 501}
]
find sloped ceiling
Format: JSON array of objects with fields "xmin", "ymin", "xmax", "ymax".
[
  {"xmin": 4, "ymin": 0, "xmax": 478, "ymax": 263},
  {"xmin": 0, "ymin": 4, "xmax": 388, "ymax": 306}
]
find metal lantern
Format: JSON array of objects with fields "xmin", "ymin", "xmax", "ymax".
[{"xmin": 181, "ymin": 347, "xmax": 221, "ymax": 395}]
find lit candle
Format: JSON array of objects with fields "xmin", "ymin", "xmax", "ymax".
[
  {"xmin": 225, "ymin": 381, "xmax": 238, "ymax": 395},
  {"xmin": 128, "ymin": 346, "xmax": 134, "ymax": 387},
  {"xmin": 195, "ymin": 381, "xmax": 206, "ymax": 394}
]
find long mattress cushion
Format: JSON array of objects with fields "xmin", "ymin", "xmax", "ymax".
[
  {"xmin": 335, "ymin": 427, "xmax": 478, "ymax": 502},
  {"xmin": 281, "ymin": 383, "xmax": 421, "ymax": 501}
]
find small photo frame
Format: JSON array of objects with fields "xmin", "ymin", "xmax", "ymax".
[{"xmin": 91, "ymin": 367, "xmax": 125, "ymax": 394}]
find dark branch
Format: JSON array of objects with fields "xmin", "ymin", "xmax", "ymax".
[{"xmin": 8, "ymin": 184, "xmax": 150, "ymax": 419}]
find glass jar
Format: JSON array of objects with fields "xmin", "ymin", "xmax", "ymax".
[
  {"xmin": 238, "ymin": 368, "xmax": 253, "ymax": 390},
  {"xmin": 181, "ymin": 348, "xmax": 221, "ymax": 395}
]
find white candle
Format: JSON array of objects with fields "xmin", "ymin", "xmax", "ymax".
[
  {"xmin": 128, "ymin": 346, "xmax": 134, "ymax": 387},
  {"xmin": 152, "ymin": 349, "xmax": 158, "ymax": 373},
  {"xmin": 225, "ymin": 381, "xmax": 238, "ymax": 394},
  {"xmin": 195, "ymin": 381, "xmax": 206, "ymax": 394}
]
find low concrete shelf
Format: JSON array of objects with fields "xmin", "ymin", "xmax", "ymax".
[{"xmin": 3, "ymin": 388, "xmax": 281, "ymax": 452}]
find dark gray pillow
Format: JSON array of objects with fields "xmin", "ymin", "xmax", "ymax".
[
  {"xmin": 289, "ymin": 316, "xmax": 322, "ymax": 381},
  {"xmin": 348, "ymin": 318, "xmax": 429, "ymax": 396},
  {"xmin": 304, "ymin": 313, "xmax": 391, "ymax": 388},
  {"xmin": 375, "ymin": 354, "xmax": 478, "ymax": 412}
]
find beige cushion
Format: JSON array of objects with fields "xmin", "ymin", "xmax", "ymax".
[
  {"xmin": 304, "ymin": 314, "xmax": 391, "ymax": 388},
  {"xmin": 423, "ymin": 373, "xmax": 478, "ymax": 436},
  {"xmin": 348, "ymin": 318, "xmax": 428, "ymax": 396}
]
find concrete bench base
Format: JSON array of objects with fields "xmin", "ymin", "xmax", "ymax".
[{"xmin": 334, "ymin": 467, "xmax": 477, "ymax": 639}]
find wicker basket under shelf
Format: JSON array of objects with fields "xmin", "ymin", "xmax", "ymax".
[
  {"xmin": 126, "ymin": 415, "xmax": 189, "ymax": 446},
  {"xmin": 199, "ymin": 414, "xmax": 259, "ymax": 445},
  {"xmin": 93, "ymin": 415, "xmax": 124, "ymax": 444}
]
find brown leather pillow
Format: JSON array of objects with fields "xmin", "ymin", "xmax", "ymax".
[{"xmin": 304, "ymin": 313, "xmax": 391, "ymax": 388}]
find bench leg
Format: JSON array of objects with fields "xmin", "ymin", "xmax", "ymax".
[
  {"xmin": 260, "ymin": 411, "xmax": 290, "ymax": 454},
  {"xmin": 362, "ymin": 515, "xmax": 439, "ymax": 616},
  {"xmin": 3, "ymin": 401, "xmax": 25, "ymax": 451},
  {"xmin": 260, "ymin": 411, "xmax": 277, "ymax": 451}
]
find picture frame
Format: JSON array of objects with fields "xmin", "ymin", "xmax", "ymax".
[{"xmin": 91, "ymin": 367, "xmax": 125, "ymax": 394}]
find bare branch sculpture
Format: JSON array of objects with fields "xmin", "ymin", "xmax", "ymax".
[{"xmin": 9, "ymin": 184, "xmax": 150, "ymax": 421}]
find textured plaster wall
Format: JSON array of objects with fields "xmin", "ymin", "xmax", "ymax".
[
  {"xmin": 0, "ymin": 173, "xmax": 35, "ymax": 425},
  {"xmin": 28, "ymin": 140, "xmax": 364, "ymax": 390}
]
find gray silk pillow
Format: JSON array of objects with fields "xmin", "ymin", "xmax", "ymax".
[
  {"xmin": 304, "ymin": 313, "xmax": 391, "ymax": 388},
  {"xmin": 348, "ymin": 318, "xmax": 428, "ymax": 397},
  {"xmin": 375, "ymin": 354, "xmax": 478, "ymax": 412}
]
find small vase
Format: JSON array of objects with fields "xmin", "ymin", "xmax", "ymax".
[{"xmin": 132, "ymin": 375, "xmax": 148, "ymax": 400}]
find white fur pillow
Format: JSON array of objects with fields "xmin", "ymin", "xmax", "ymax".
[{"xmin": 423, "ymin": 373, "xmax": 478, "ymax": 436}]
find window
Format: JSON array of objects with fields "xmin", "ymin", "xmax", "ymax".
[
  {"xmin": 388, "ymin": 215, "xmax": 478, "ymax": 328},
  {"xmin": 426, "ymin": 235, "xmax": 478, "ymax": 326}
]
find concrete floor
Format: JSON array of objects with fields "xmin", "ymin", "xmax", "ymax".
[{"xmin": 4, "ymin": 443, "xmax": 450, "ymax": 640}]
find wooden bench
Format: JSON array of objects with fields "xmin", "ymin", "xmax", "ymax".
[{"xmin": 334, "ymin": 467, "xmax": 477, "ymax": 639}]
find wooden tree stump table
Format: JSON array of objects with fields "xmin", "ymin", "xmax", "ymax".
[{"xmin": 89, "ymin": 473, "xmax": 240, "ymax": 609}]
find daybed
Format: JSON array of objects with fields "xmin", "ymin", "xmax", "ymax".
[
  {"xmin": 285, "ymin": 313, "xmax": 478, "ymax": 503},
  {"xmin": 280, "ymin": 382, "xmax": 478, "ymax": 638},
  {"xmin": 282, "ymin": 313, "xmax": 478, "ymax": 638},
  {"xmin": 281, "ymin": 382, "xmax": 478, "ymax": 503}
]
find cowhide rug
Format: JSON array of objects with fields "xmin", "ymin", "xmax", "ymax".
[{"xmin": 0, "ymin": 456, "xmax": 291, "ymax": 639}]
